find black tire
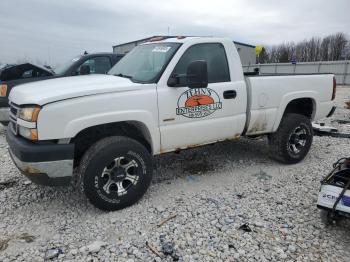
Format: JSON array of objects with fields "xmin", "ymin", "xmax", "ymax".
[
  {"xmin": 268, "ymin": 113, "xmax": 313, "ymax": 164},
  {"xmin": 0, "ymin": 121, "xmax": 9, "ymax": 126},
  {"xmin": 79, "ymin": 136, "xmax": 153, "ymax": 211}
]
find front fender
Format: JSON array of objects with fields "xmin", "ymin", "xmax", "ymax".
[
  {"xmin": 67, "ymin": 111, "xmax": 160, "ymax": 154},
  {"xmin": 37, "ymin": 89, "xmax": 160, "ymax": 153},
  {"xmin": 63, "ymin": 110, "xmax": 155, "ymax": 138}
]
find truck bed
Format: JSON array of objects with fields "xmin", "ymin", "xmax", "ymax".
[{"xmin": 244, "ymin": 73, "xmax": 334, "ymax": 135}]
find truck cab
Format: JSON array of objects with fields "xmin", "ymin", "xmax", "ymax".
[{"xmin": 6, "ymin": 37, "xmax": 336, "ymax": 210}]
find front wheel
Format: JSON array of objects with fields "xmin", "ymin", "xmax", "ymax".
[
  {"xmin": 268, "ymin": 113, "xmax": 313, "ymax": 164},
  {"xmin": 79, "ymin": 136, "xmax": 153, "ymax": 211}
]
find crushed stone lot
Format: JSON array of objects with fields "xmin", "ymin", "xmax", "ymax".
[{"xmin": 1, "ymin": 88, "xmax": 350, "ymax": 262}]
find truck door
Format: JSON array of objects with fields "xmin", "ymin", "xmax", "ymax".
[{"xmin": 157, "ymin": 42, "xmax": 247, "ymax": 152}]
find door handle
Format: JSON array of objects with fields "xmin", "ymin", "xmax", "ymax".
[{"xmin": 223, "ymin": 90, "xmax": 237, "ymax": 99}]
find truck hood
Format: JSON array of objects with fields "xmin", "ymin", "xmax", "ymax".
[{"xmin": 9, "ymin": 74, "xmax": 140, "ymax": 105}]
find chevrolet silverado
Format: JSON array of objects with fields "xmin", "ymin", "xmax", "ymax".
[{"xmin": 6, "ymin": 37, "xmax": 336, "ymax": 210}]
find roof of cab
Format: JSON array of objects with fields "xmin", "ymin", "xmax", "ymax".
[
  {"xmin": 113, "ymin": 36, "xmax": 255, "ymax": 48},
  {"xmin": 141, "ymin": 36, "xmax": 237, "ymax": 46},
  {"xmin": 142, "ymin": 36, "xmax": 200, "ymax": 44}
]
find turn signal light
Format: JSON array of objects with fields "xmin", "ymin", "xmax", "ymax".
[
  {"xmin": 0, "ymin": 84, "xmax": 7, "ymax": 97},
  {"xmin": 18, "ymin": 126, "xmax": 38, "ymax": 141},
  {"xmin": 30, "ymin": 129, "xmax": 38, "ymax": 140},
  {"xmin": 31, "ymin": 107, "xmax": 41, "ymax": 122}
]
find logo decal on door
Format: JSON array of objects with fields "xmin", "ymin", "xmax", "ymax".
[{"xmin": 176, "ymin": 88, "xmax": 222, "ymax": 118}]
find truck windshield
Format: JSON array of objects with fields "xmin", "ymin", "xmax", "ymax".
[
  {"xmin": 108, "ymin": 43, "xmax": 181, "ymax": 83},
  {"xmin": 54, "ymin": 55, "xmax": 82, "ymax": 75}
]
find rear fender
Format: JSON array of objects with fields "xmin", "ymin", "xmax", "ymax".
[{"xmin": 272, "ymin": 91, "xmax": 318, "ymax": 132}]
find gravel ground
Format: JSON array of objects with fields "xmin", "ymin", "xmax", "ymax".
[{"xmin": 0, "ymin": 87, "xmax": 350, "ymax": 262}]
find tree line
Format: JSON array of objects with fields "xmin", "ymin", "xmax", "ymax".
[{"xmin": 259, "ymin": 32, "xmax": 350, "ymax": 63}]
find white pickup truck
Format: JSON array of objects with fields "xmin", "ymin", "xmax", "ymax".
[{"xmin": 7, "ymin": 37, "xmax": 336, "ymax": 210}]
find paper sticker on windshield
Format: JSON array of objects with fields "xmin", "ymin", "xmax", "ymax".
[
  {"xmin": 152, "ymin": 46, "xmax": 171, "ymax": 53},
  {"xmin": 176, "ymin": 88, "xmax": 222, "ymax": 118}
]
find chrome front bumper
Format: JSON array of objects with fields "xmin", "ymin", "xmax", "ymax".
[
  {"xmin": 6, "ymin": 129, "xmax": 74, "ymax": 186},
  {"xmin": 9, "ymin": 149, "xmax": 73, "ymax": 186}
]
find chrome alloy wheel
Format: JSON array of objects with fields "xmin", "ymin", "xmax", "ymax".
[
  {"xmin": 100, "ymin": 157, "xmax": 139, "ymax": 196},
  {"xmin": 288, "ymin": 125, "xmax": 308, "ymax": 155}
]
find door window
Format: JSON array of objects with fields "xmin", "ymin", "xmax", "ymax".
[
  {"xmin": 77, "ymin": 56, "xmax": 112, "ymax": 75},
  {"xmin": 22, "ymin": 69, "xmax": 34, "ymax": 78},
  {"xmin": 171, "ymin": 43, "xmax": 230, "ymax": 87},
  {"xmin": 22, "ymin": 69, "xmax": 51, "ymax": 78}
]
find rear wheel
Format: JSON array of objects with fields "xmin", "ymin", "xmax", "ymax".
[
  {"xmin": 79, "ymin": 136, "xmax": 153, "ymax": 211},
  {"xmin": 268, "ymin": 113, "xmax": 313, "ymax": 164}
]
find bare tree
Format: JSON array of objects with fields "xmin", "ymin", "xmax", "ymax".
[
  {"xmin": 295, "ymin": 40, "xmax": 307, "ymax": 62},
  {"xmin": 344, "ymin": 41, "xmax": 350, "ymax": 59},
  {"xmin": 258, "ymin": 47, "xmax": 270, "ymax": 63},
  {"xmin": 268, "ymin": 46, "xmax": 279, "ymax": 63},
  {"xmin": 263, "ymin": 32, "xmax": 349, "ymax": 63},
  {"xmin": 320, "ymin": 36, "xmax": 330, "ymax": 61},
  {"xmin": 330, "ymin": 32, "xmax": 347, "ymax": 60}
]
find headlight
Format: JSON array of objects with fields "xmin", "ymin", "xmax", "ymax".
[
  {"xmin": 17, "ymin": 106, "xmax": 41, "ymax": 140},
  {"xmin": 18, "ymin": 126, "xmax": 38, "ymax": 140},
  {"xmin": 18, "ymin": 106, "xmax": 41, "ymax": 122}
]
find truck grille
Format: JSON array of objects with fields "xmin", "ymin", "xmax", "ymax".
[
  {"xmin": 10, "ymin": 105, "xmax": 18, "ymax": 116},
  {"xmin": 9, "ymin": 102, "xmax": 19, "ymax": 135}
]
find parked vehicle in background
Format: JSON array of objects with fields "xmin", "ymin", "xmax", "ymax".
[
  {"xmin": 0, "ymin": 53, "xmax": 124, "ymax": 125},
  {"xmin": 6, "ymin": 37, "xmax": 336, "ymax": 211},
  {"xmin": 0, "ymin": 64, "xmax": 17, "ymax": 70}
]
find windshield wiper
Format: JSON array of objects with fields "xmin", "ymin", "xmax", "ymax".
[{"xmin": 114, "ymin": 73, "xmax": 133, "ymax": 79}]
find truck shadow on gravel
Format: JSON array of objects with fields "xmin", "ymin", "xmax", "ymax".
[{"xmin": 153, "ymin": 137, "xmax": 271, "ymax": 183}]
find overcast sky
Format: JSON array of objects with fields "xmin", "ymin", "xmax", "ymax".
[{"xmin": 0, "ymin": 0, "xmax": 349, "ymax": 66}]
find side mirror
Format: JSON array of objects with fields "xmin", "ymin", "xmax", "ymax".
[
  {"xmin": 80, "ymin": 65, "xmax": 90, "ymax": 75},
  {"xmin": 187, "ymin": 60, "xmax": 208, "ymax": 88}
]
